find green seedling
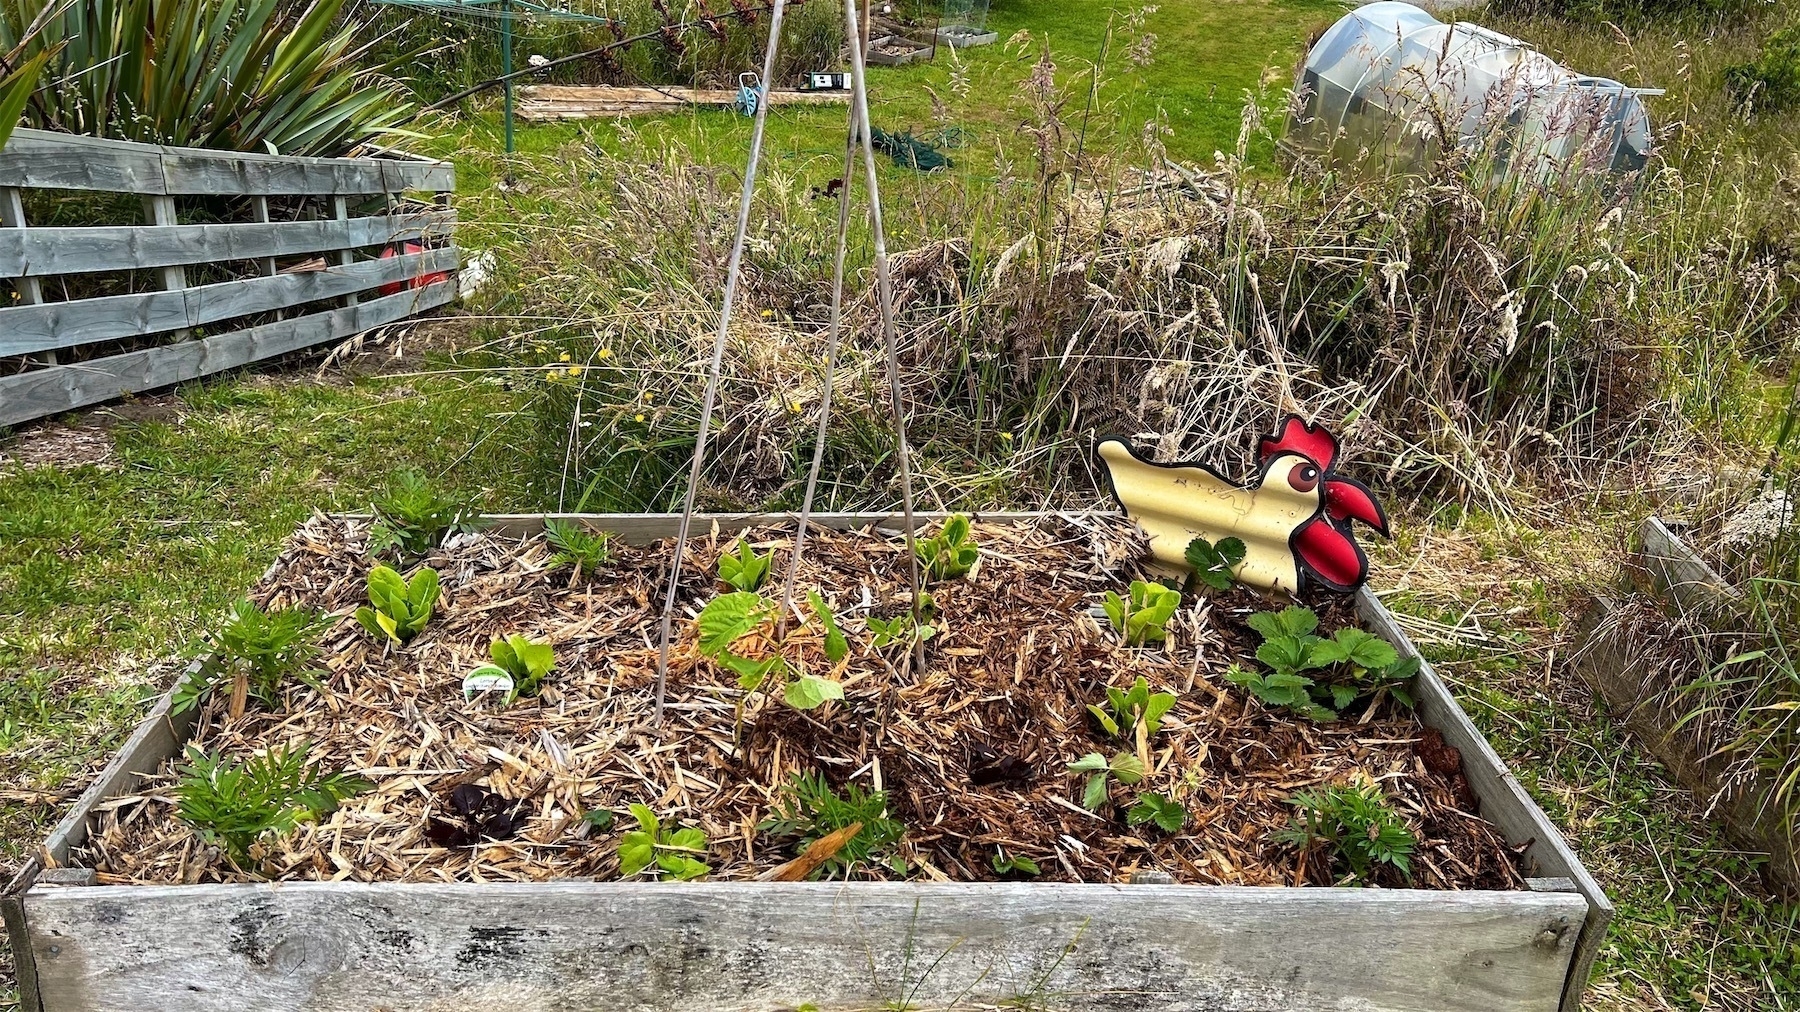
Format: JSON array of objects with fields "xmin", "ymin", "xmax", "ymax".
[
  {"xmin": 355, "ymin": 564, "xmax": 440, "ymax": 645},
  {"xmin": 1088, "ymin": 675, "xmax": 1178, "ymax": 739},
  {"xmin": 991, "ymin": 846, "xmax": 1041, "ymax": 877},
  {"xmin": 1274, "ymin": 779, "xmax": 1416, "ymax": 884},
  {"xmin": 866, "ymin": 611, "xmax": 938, "ymax": 650},
  {"xmin": 486, "ymin": 634, "xmax": 555, "ymax": 701},
  {"xmin": 1184, "ymin": 535, "xmax": 1247, "ymax": 592},
  {"xmin": 696, "ymin": 591, "xmax": 845, "ymax": 711},
  {"xmin": 1227, "ymin": 607, "xmax": 1420, "ymax": 721},
  {"xmin": 175, "ymin": 598, "xmax": 328, "ymax": 715},
  {"xmin": 545, "ymin": 520, "xmax": 613, "ymax": 577},
  {"xmin": 1067, "ymin": 751, "xmax": 1146, "ymax": 811},
  {"xmin": 581, "ymin": 808, "xmax": 616, "ymax": 832},
  {"xmin": 368, "ymin": 469, "xmax": 482, "ymax": 560},
  {"xmin": 1127, "ymin": 792, "xmax": 1189, "ymax": 833},
  {"xmin": 618, "ymin": 803, "xmax": 710, "ymax": 880},
  {"xmin": 176, "ymin": 743, "xmax": 368, "ymax": 867},
  {"xmin": 760, "ymin": 771, "xmax": 907, "ymax": 878},
  {"xmin": 917, "ymin": 513, "xmax": 980, "ymax": 582},
  {"xmin": 1102, "ymin": 579, "xmax": 1182, "ymax": 646},
  {"xmin": 718, "ymin": 538, "xmax": 773, "ymax": 592}
]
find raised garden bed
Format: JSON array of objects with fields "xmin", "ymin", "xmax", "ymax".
[
  {"xmin": 866, "ymin": 34, "xmax": 932, "ymax": 66},
  {"xmin": 1573, "ymin": 516, "xmax": 1800, "ymax": 896},
  {"xmin": 933, "ymin": 24, "xmax": 998, "ymax": 48},
  {"xmin": 4, "ymin": 512, "xmax": 1609, "ymax": 1012}
]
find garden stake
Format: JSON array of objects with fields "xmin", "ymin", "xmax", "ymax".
[{"xmin": 653, "ymin": 0, "xmax": 787, "ymax": 724}]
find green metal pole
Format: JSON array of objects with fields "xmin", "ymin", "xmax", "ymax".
[{"xmin": 501, "ymin": 0, "xmax": 515, "ymax": 153}]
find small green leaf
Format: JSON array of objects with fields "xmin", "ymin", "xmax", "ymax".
[
  {"xmin": 582, "ymin": 808, "xmax": 615, "ymax": 831},
  {"xmin": 809, "ymin": 591, "xmax": 849, "ymax": 664},
  {"xmin": 628, "ymin": 802, "xmax": 659, "ymax": 835},
  {"xmin": 1107, "ymin": 752, "xmax": 1146, "ymax": 785},
  {"xmin": 697, "ymin": 592, "xmax": 768, "ymax": 656},
  {"xmin": 619, "ymin": 830, "xmax": 655, "ymax": 877},
  {"xmin": 1082, "ymin": 772, "xmax": 1110, "ymax": 811},
  {"xmin": 784, "ymin": 674, "xmax": 845, "ymax": 710},
  {"xmin": 1067, "ymin": 753, "xmax": 1109, "ymax": 774},
  {"xmin": 1086, "ymin": 703, "xmax": 1120, "ymax": 737}
]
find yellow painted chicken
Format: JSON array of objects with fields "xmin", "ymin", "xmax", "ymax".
[{"xmin": 1096, "ymin": 416, "xmax": 1389, "ymax": 594}]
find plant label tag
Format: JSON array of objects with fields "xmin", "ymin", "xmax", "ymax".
[{"xmin": 462, "ymin": 665, "xmax": 514, "ymax": 700}]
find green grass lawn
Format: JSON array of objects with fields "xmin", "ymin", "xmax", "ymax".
[{"xmin": 4, "ymin": 1, "xmax": 1799, "ymax": 1009}]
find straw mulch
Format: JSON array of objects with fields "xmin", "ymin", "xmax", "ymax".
[{"xmin": 78, "ymin": 515, "xmax": 1526, "ymax": 890}]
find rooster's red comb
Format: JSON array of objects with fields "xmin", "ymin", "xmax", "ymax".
[{"xmin": 1257, "ymin": 415, "xmax": 1338, "ymax": 471}]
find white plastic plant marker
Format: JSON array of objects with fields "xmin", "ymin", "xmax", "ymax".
[{"xmin": 462, "ymin": 664, "xmax": 514, "ymax": 700}]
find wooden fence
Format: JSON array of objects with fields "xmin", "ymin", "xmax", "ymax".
[{"xmin": 0, "ymin": 128, "xmax": 461, "ymax": 428}]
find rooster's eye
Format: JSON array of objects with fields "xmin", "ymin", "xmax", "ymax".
[{"xmin": 1288, "ymin": 462, "xmax": 1320, "ymax": 493}]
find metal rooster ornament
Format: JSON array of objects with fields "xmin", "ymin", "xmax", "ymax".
[{"xmin": 1096, "ymin": 416, "xmax": 1389, "ymax": 594}]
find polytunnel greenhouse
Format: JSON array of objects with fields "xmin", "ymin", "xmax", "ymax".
[{"xmin": 1290, "ymin": 1, "xmax": 1654, "ymax": 179}]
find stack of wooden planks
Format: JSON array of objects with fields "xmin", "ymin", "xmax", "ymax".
[{"xmin": 517, "ymin": 85, "xmax": 850, "ymax": 120}]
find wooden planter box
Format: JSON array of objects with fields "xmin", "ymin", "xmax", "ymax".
[
  {"xmin": 1573, "ymin": 516, "xmax": 1800, "ymax": 896},
  {"xmin": 932, "ymin": 24, "xmax": 998, "ymax": 48},
  {"xmin": 3, "ymin": 512, "xmax": 1610, "ymax": 1012},
  {"xmin": 866, "ymin": 34, "xmax": 932, "ymax": 66}
]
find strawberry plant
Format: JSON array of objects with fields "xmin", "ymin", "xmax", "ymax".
[
  {"xmin": 916, "ymin": 514, "xmax": 980, "ymax": 582},
  {"xmin": 1067, "ymin": 751, "xmax": 1146, "ymax": 810},
  {"xmin": 355, "ymin": 564, "xmax": 440, "ymax": 645},
  {"xmin": 545, "ymin": 520, "xmax": 613, "ymax": 577},
  {"xmin": 717, "ymin": 538, "xmax": 773, "ymax": 592},
  {"xmin": 619, "ymin": 803, "xmax": 710, "ymax": 880},
  {"xmin": 1226, "ymin": 607, "xmax": 1420, "ymax": 721},
  {"xmin": 1274, "ymin": 779, "xmax": 1416, "ymax": 884},
  {"xmin": 1127, "ymin": 791, "xmax": 1189, "ymax": 833},
  {"xmin": 991, "ymin": 847, "xmax": 1041, "ymax": 877},
  {"xmin": 1102, "ymin": 580, "xmax": 1181, "ymax": 646},
  {"xmin": 1184, "ymin": 535, "xmax": 1247, "ymax": 592}
]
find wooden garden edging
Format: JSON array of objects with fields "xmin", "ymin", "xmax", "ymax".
[
  {"xmin": 1573, "ymin": 517, "xmax": 1800, "ymax": 896},
  {"xmin": 0, "ymin": 128, "xmax": 460, "ymax": 427},
  {"xmin": 2, "ymin": 512, "xmax": 1612, "ymax": 1012}
]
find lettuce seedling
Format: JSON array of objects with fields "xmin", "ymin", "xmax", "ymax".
[
  {"xmin": 619, "ymin": 803, "xmax": 710, "ymax": 881},
  {"xmin": 916, "ymin": 514, "xmax": 980, "ymax": 582},
  {"xmin": 717, "ymin": 538, "xmax": 773, "ymax": 592},
  {"xmin": 487, "ymin": 634, "xmax": 554, "ymax": 701},
  {"xmin": 356, "ymin": 564, "xmax": 440, "ymax": 645},
  {"xmin": 1102, "ymin": 580, "xmax": 1181, "ymax": 646}
]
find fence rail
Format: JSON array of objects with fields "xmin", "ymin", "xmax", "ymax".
[{"xmin": 0, "ymin": 128, "xmax": 460, "ymax": 428}]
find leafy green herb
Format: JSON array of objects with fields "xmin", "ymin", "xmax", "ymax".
[
  {"xmin": 717, "ymin": 538, "xmax": 773, "ymax": 592},
  {"xmin": 1274, "ymin": 779, "xmax": 1416, "ymax": 884},
  {"xmin": 368, "ymin": 470, "xmax": 481, "ymax": 560},
  {"xmin": 1067, "ymin": 751, "xmax": 1146, "ymax": 810},
  {"xmin": 489, "ymin": 634, "xmax": 555, "ymax": 701},
  {"xmin": 1102, "ymin": 579, "xmax": 1182, "ymax": 646},
  {"xmin": 618, "ymin": 803, "xmax": 710, "ymax": 881},
  {"xmin": 695, "ymin": 591, "xmax": 845, "ymax": 710},
  {"xmin": 1127, "ymin": 792, "xmax": 1189, "ymax": 833},
  {"xmin": 916, "ymin": 514, "xmax": 980, "ymax": 582},
  {"xmin": 1227, "ymin": 607, "xmax": 1420, "ymax": 720},
  {"xmin": 354, "ymin": 564, "xmax": 439, "ymax": 645},
  {"xmin": 866, "ymin": 611, "xmax": 937, "ymax": 650},
  {"xmin": 760, "ymin": 771, "xmax": 907, "ymax": 879},
  {"xmin": 991, "ymin": 846, "xmax": 1041, "ymax": 877},
  {"xmin": 545, "ymin": 520, "xmax": 613, "ymax": 577},
  {"xmin": 1087, "ymin": 676, "xmax": 1177, "ymax": 739},
  {"xmin": 175, "ymin": 598, "xmax": 327, "ymax": 715},
  {"xmin": 176, "ymin": 743, "xmax": 368, "ymax": 867},
  {"xmin": 1184, "ymin": 535, "xmax": 1247, "ymax": 592}
]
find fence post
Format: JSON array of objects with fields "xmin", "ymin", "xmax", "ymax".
[
  {"xmin": 334, "ymin": 196, "xmax": 358, "ymax": 307},
  {"xmin": 2, "ymin": 186, "xmax": 56, "ymax": 365},
  {"xmin": 142, "ymin": 194, "xmax": 192, "ymax": 340}
]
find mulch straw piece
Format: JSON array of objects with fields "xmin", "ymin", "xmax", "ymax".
[{"xmin": 79, "ymin": 515, "xmax": 1526, "ymax": 890}]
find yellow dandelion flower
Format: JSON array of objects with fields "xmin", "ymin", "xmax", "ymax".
[
  {"xmin": 568, "ymin": 366, "xmax": 583, "ymax": 376},
  {"xmin": 760, "ymin": 309, "xmax": 774, "ymax": 319},
  {"xmin": 999, "ymin": 432, "xmax": 1014, "ymax": 442},
  {"xmin": 597, "ymin": 348, "xmax": 613, "ymax": 360},
  {"xmin": 788, "ymin": 400, "xmax": 803, "ymax": 413},
  {"xmin": 559, "ymin": 352, "xmax": 571, "ymax": 362},
  {"xmin": 545, "ymin": 370, "xmax": 559, "ymax": 382},
  {"xmin": 635, "ymin": 413, "xmax": 646, "ymax": 422},
  {"xmin": 643, "ymin": 392, "xmax": 655, "ymax": 403}
]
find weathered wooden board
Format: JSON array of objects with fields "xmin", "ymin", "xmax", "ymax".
[
  {"xmin": 0, "ymin": 129, "xmax": 453, "ymax": 195},
  {"xmin": 0, "ymin": 280, "xmax": 456, "ymax": 426},
  {"xmin": 518, "ymin": 84, "xmax": 849, "ymax": 120},
  {"xmin": 0, "ymin": 247, "xmax": 458, "ymax": 355},
  {"xmin": 23, "ymin": 880, "xmax": 1587, "ymax": 1012},
  {"xmin": 0, "ymin": 211, "xmax": 456, "ymax": 278}
]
